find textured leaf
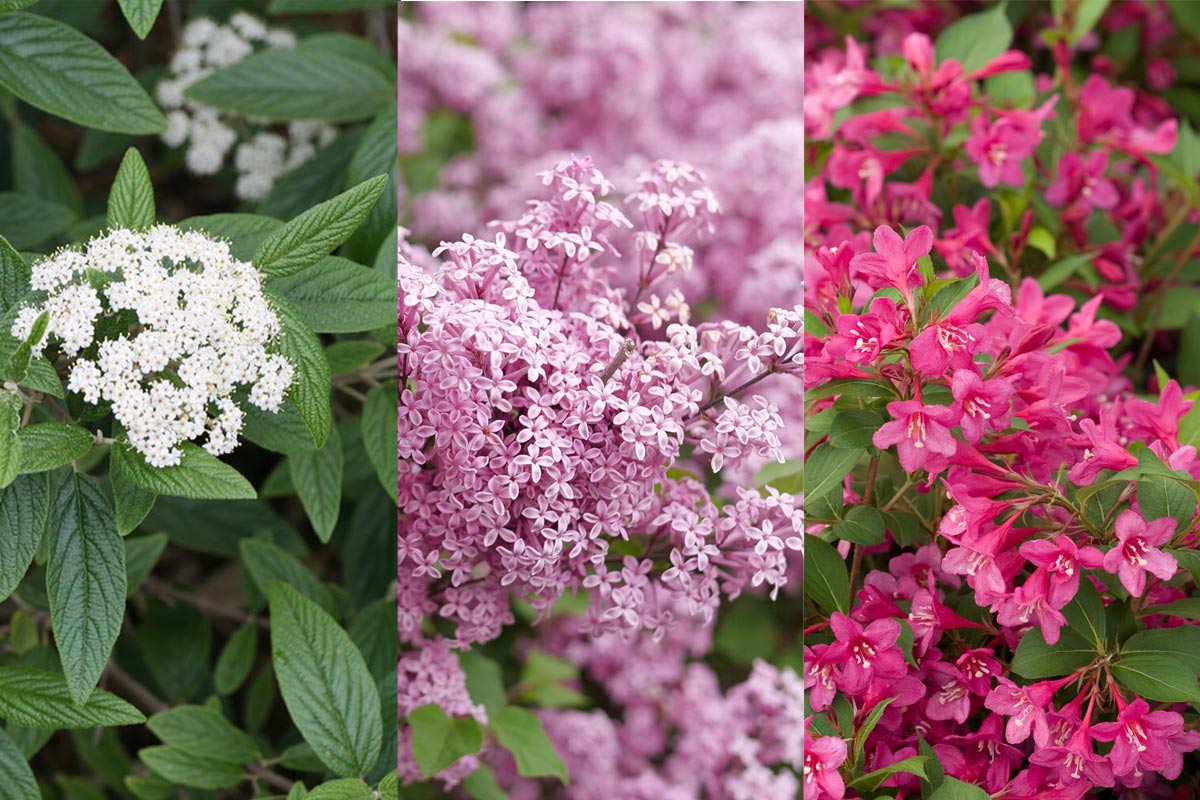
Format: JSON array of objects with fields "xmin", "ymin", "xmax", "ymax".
[
  {"xmin": 17, "ymin": 423, "xmax": 92, "ymax": 473},
  {"xmin": 255, "ymin": 175, "xmax": 388, "ymax": 278},
  {"xmin": 0, "ymin": 475, "xmax": 46, "ymax": 601},
  {"xmin": 12, "ymin": 124, "xmax": 81, "ymax": 213},
  {"xmin": 0, "ymin": 667, "xmax": 144, "ymax": 728},
  {"xmin": 186, "ymin": 49, "xmax": 392, "ymax": 123},
  {"xmin": 270, "ymin": 293, "xmax": 331, "ymax": 448},
  {"xmin": 0, "ymin": 192, "xmax": 74, "ymax": 249},
  {"xmin": 0, "ymin": 727, "xmax": 37, "ymax": 800},
  {"xmin": 124, "ymin": 533, "xmax": 167, "ymax": 595},
  {"xmin": 239, "ymin": 538, "xmax": 335, "ymax": 615},
  {"xmin": 47, "ymin": 473, "xmax": 126, "ymax": 704},
  {"xmin": 138, "ymin": 746, "xmax": 244, "ymax": 790},
  {"xmin": 267, "ymin": 256, "xmax": 396, "ymax": 332},
  {"xmin": 111, "ymin": 442, "xmax": 256, "ymax": 500},
  {"xmin": 362, "ymin": 381, "xmax": 397, "ymax": 504},
  {"xmin": 117, "ymin": 0, "xmax": 163, "ymax": 39},
  {"xmin": 110, "ymin": 450, "xmax": 156, "ymax": 535},
  {"xmin": 290, "ymin": 424, "xmax": 343, "ymax": 542},
  {"xmin": 408, "ymin": 704, "xmax": 484, "ymax": 779},
  {"xmin": 140, "ymin": 599, "xmax": 211, "ymax": 702},
  {"xmin": 0, "ymin": 235, "xmax": 28, "ymax": 315},
  {"xmin": 0, "ymin": 394, "xmax": 19, "ymax": 488},
  {"xmin": 147, "ymin": 705, "xmax": 259, "ymax": 764},
  {"xmin": 490, "ymin": 706, "xmax": 568, "ymax": 784},
  {"xmin": 215, "ymin": 622, "xmax": 258, "ymax": 697},
  {"xmin": 269, "ymin": 583, "xmax": 383, "ymax": 778},
  {"xmin": 1122, "ymin": 626, "xmax": 1200, "ymax": 674},
  {"xmin": 107, "ymin": 148, "xmax": 156, "ymax": 230},
  {"xmin": 306, "ymin": 779, "xmax": 372, "ymax": 800},
  {"xmin": 806, "ymin": 443, "xmax": 861, "ymax": 506},
  {"xmin": 0, "ymin": 14, "xmax": 165, "ymax": 133}
]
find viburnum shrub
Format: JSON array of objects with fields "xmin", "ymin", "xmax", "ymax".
[
  {"xmin": 0, "ymin": 4, "xmax": 399, "ymax": 798},
  {"xmin": 398, "ymin": 155, "xmax": 805, "ymax": 795},
  {"xmin": 805, "ymin": 1, "xmax": 1200, "ymax": 798}
]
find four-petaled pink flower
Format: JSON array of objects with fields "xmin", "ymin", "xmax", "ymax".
[
  {"xmin": 873, "ymin": 399, "xmax": 960, "ymax": 474},
  {"xmin": 1101, "ymin": 509, "xmax": 1177, "ymax": 597}
]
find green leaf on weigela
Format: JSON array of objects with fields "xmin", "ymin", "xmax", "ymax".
[
  {"xmin": 269, "ymin": 583, "xmax": 383, "ymax": 778},
  {"xmin": 254, "ymin": 175, "xmax": 389, "ymax": 278},
  {"xmin": 214, "ymin": 622, "xmax": 259, "ymax": 697},
  {"xmin": 831, "ymin": 504, "xmax": 886, "ymax": 546},
  {"xmin": 0, "ymin": 14, "xmax": 166, "ymax": 134},
  {"xmin": 805, "ymin": 443, "xmax": 862, "ymax": 506},
  {"xmin": 17, "ymin": 422, "xmax": 92, "ymax": 473},
  {"xmin": 289, "ymin": 425, "xmax": 344, "ymax": 542},
  {"xmin": 408, "ymin": 704, "xmax": 484, "ymax": 779},
  {"xmin": 1122, "ymin": 626, "xmax": 1200, "ymax": 675},
  {"xmin": 362, "ymin": 381, "xmax": 397, "ymax": 504},
  {"xmin": 1011, "ymin": 625, "xmax": 1096, "ymax": 679},
  {"xmin": 934, "ymin": 3, "xmax": 1013, "ymax": 74},
  {"xmin": 490, "ymin": 706, "xmax": 569, "ymax": 785},
  {"xmin": 928, "ymin": 777, "xmax": 991, "ymax": 800},
  {"xmin": 0, "ymin": 667, "xmax": 144, "ymax": 728},
  {"xmin": 117, "ymin": 0, "xmax": 164, "ymax": 39},
  {"xmin": 46, "ymin": 473, "xmax": 125, "ymax": 704},
  {"xmin": 107, "ymin": 148, "xmax": 156, "ymax": 231},
  {"xmin": 147, "ymin": 705, "xmax": 259, "ymax": 765},
  {"xmin": 110, "ymin": 442, "xmax": 256, "ymax": 501},
  {"xmin": 847, "ymin": 755, "xmax": 930, "ymax": 792},
  {"xmin": 804, "ymin": 535, "xmax": 850, "ymax": 616},
  {"xmin": 0, "ymin": 472, "xmax": 48, "ymax": 602},
  {"xmin": 1111, "ymin": 654, "xmax": 1200, "ymax": 703}
]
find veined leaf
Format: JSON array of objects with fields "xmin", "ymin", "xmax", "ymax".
[
  {"xmin": 17, "ymin": 423, "xmax": 93, "ymax": 473},
  {"xmin": 270, "ymin": 293, "xmax": 331, "ymax": 448},
  {"xmin": 0, "ymin": 472, "xmax": 48, "ymax": 601},
  {"xmin": 117, "ymin": 0, "xmax": 164, "ymax": 39},
  {"xmin": 107, "ymin": 147, "xmax": 156, "ymax": 230},
  {"xmin": 0, "ymin": 667, "xmax": 144, "ymax": 728},
  {"xmin": 147, "ymin": 705, "xmax": 259, "ymax": 764},
  {"xmin": 407, "ymin": 704, "xmax": 483, "ymax": 779},
  {"xmin": 267, "ymin": 256, "xmax": 396, "ymax": 333},
  {"xmin": 361, "ymin": 381, "xmax": 397, "ymax": 504},
  {"xmin": 110, "ymin": 442, "xmax": 256, "ymax": 501}
]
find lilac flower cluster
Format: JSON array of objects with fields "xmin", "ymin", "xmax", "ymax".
[
  {"xmin": 397, "ymin": 2, "xmax": 803, "ymax": 323},
  {"xmin": 399, "ymin": 158, "xmax": 803, "ymax": 662}
]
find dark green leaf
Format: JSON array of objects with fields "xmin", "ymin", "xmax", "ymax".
[
  {"xmin": 107, "ymin": 147, "xmax": 155, "ymax": 230},
  {"xmin": 306, "ymin": 779, "xmax": 372, "ymax": 800},
  {"xmin": 805, "ymin": 443, "xmax": 861, "ymax": 506},
  {"xmin": 0, "ymin": 192, "xmax": 74, "ymax": 249},
  {"xmin": 147, "ymin": 705, "xmax": 259, "ymax": 764},
  {"xmin": 289, "ymin": 426, "xmax": 343, "ymax": 542},
  {"xmin": 1111, "ymin": 654, "xmax": 1200, "ymax": 703},
  {"xmin": 267, "ymin": 256, "xmax": 396, "ymax": 333},
  {"xmin": 0, "ymin": 14, "xmax": 165, "ymax": 133},
  {"xmin": 111, "ymin": 442, "xmax": 256, "ymax": 500},
  {"xmin": 12, "ymin": 124, "xmax": 81, "ymax": 213},
  {"xmin": 934, "ymin": 4, "xmax": 1013, "ymax": 74},
  {"xmin": 117, "ymin": 0, "xmax": 163, "ymax": 39},
  {"xmin": 46, "ymin": 473, "xmax": 125, "ymax": 704},
  {"xmin": 186, "ymin": 49, "xmax": 392, "ymax": 123},
  {"xmin": 124, "ymin": 533, "xmax": 167, "ymax": 595},
  {"xmin": 270, "ymin": 293, "xmax": 331, "ymax": 448},
  {"xmin": 0, "ymin": 727, "xmax": 37, "ymax": 800},
  {"xmin": 138, "ymin": 746, "xmax": 243, "ymax": 790},
  {"xmin": 215, "ymin": 622, "xmax": 258, "ymax": 697},
  {"xmin": 17, "ymin": 423, "xmax": 92, "ymax": 473},
  {"xmin": 361, "ymin": 380, "xmax": 397, "ymax": 503},
  {"xmin": 0, "ymin": 471, "xmax": 47, "ymax": 601},
  {"xmin": 270, "ymin": 583, "xmax": 383, "ymax": 778},
  {"xmin": 804, "ymin": 536, "xmax": 850, "ymax": 615},
  {"xmin": 831, "ymin": 504, "xmax": 886, "ymax": 545},
  {"xmin": 0, "ymin": 667, "xmax": 144, "ymax": 728},
  {"xmin": 239, "ymin": 537, "xmax": 334, "ymax": 615}
]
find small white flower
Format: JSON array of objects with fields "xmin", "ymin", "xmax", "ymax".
[{"xmin": 14, "ymin": 226, "xmax": 295, "ymax": 467}]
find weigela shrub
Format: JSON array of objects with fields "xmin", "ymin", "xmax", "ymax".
[
  {"xmin": 804, "ymin": 1, "xmax": 1200, "ymax": 798},
  {"xmin": 398, "ymin": 156, "xmax": 805, "ymax": 793}
]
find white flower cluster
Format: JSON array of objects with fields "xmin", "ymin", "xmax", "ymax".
[
  {"xmin": 12, "ymin": 227, "xmax": 295, "ymax": 468},
  {"xmin": 158, "ymin": 13, "xmax": 337, "ymax": 201}
]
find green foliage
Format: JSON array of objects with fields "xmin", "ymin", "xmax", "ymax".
[
  {"xmin": 0, "ymin": 6, "xmax": 397, "ymax": 794},
  {"xmin": 408, "ymin": 705, "xmax": 485, "ymax": 779}
]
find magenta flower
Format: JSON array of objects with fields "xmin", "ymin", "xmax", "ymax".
[
  {"xmin": 984, "ymin": 677, "xmax": 1064, "ymax": 746},
  {"xmin": 826, "ymin": 612, "xmax": 906, "ymax": 695},
  {"xmin": 925, "ymin": 661, "xmax": 972, "ymax": 723},
  {"xmin": 873, "ymin": 399, "xmax": 960, "ymax": 474},
  {"xmin": 849, "ymin": 225, "xmax": 932, "ymax": 301},
  {"xmin": 1101, "ymin": 510, "xmax": 1177, "ymax": 597},
  {"xmin": 1091, "ymin": 698, "xmax": 1184, "ymax": 781},
  {"xmin": 950, "ymin": 370, "xmax": 1013, "ymax": 443},
  {"xmin": 966, "ymin": 116, "xmax": 1036, "ymax": 188},
  {"xmin": 1019, "ymin": 535, "xmax": 1104, "ymax": 609},
  {"xmin": 1045, "ymin": 151, "xmax": 1118, "ymax": 214},
  {"xmin": 825, "ymin": 297, "xmax": 902, "ymax": 365},
  {"xmin": 803, "ymin": 727, "xmax": 847, "ymax": 800},
  {"xmin": 1028, "ymin": 720, "xmax": 1113, "ymax": 790}
]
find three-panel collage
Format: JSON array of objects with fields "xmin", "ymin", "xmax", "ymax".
[{"xmin": 0, "ymin": 1, "xmax": 1198, "ymax": 798}]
